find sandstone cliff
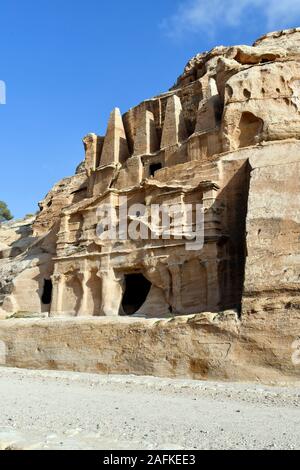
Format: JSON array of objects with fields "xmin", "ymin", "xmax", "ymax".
[{"xmin": 0, "ymin": 28, "xmax": 300, "ymax": 383}]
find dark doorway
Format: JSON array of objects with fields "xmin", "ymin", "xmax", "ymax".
[
  {"xmin": 149, "ymin": 163, "xmax": 162, "ymax": 177},
  {"xmin": 41, "ymin": 279, "xmax": 53, "ymax": 305},
  {"xmin": 122, "ymin": 273, "xmax": 151, "ymax": 315}
]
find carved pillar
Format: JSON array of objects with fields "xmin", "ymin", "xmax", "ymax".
[
  {"xmin": 83, "ymin": 133, "xmax": 103, "ymax": 174},
  {"xmin": 168, "ymin": 264, "xmax": 183, "ymax": 314},
  {"xmin": 57, "ymin": 215, "xmax": 71, "ymax": 247},
  {"xmin": 50, "ymin": 273, "xmax": 65, "ymax": 317},
  {"xmin": 133, "ymin": 109, "xmax": 158, "ymax": 156},
  {"xmin": 99, "ymin": 269, "xmax": 123, "ymax": 316},
  {"xmin": 101, "ymin": 108, "xmax": 129, "ymax": 166},
  {"xmin": 161, "ymin": 95, "xmax": 188, "ymax": 167},
  {"xmin": 77, "ymin": 270, "xmax": 91, "ymax": 317},
  {"xmin": 161, "ymin": 95, "xmax": 187, "ymax": 149},
  {"xmin": 206, "ymin": 258, "xmax": 220, "ymax": 311},
  {"xmin": 63, "ymin": 215, "xmax": 70, "ymax": 232},
  {"xmin": 202, "ymin": 187, "xmax": 220, "ymax": 239},
  {"xmin": 195, "ymin": 78, "xmax": 221, "ymax": 134}
]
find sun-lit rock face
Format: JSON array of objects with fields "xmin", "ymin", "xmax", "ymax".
[{"xmin": 1, "ymin": 28, "xmax": 300, "ymax": 324}]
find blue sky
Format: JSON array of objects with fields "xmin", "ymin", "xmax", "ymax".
[{"xmin": 1, "ymin": 0, "xmax": 300, "ymax": 218}]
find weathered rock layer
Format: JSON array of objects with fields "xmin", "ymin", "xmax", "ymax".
[{"xmin": 0, "ymin": 308, "xmax": 299, "ymax": 384}]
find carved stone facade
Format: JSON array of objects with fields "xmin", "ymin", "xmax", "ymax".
[{"xmin": 1, "ymin": 28, "xmax": 300, "ymax": 323}]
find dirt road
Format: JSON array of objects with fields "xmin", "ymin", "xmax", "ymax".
[{"xmin": 0, "ymin": 367, "xmax": 299, "ymax": 450}]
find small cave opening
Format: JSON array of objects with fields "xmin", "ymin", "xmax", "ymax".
[
  {"xmin": 122, "ymin": 273, "xmax": 152, "ymax": 315},
  {"xmin": 149, "ymin": 163, "xmax": 162, "ymax": 177},
  {"xmin": 41, "ymin": 279, "xmax": 53, "ymax": 305},
  {"xmin": 238, "ymin": 112, "xmax": 264, "ymax": 148}
]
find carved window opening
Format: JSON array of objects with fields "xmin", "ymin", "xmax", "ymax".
[
  {"xmin": 122, "ymin": 273, "xmax": 151, "ymax": 315},
  {"xmin": 41, "ymin": 279, "xmax": 53, "ymax": 305},
  {"xmin": 238, "ymin": 112, "xmax": 264, "ymax": 148},
  {"xmin": 149, "ymin": 162, "xmax": 162, "ymax": 177}
]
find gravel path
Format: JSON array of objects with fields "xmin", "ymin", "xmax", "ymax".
[{"xmin": 0, "ymin": 367, "xmax": 299, "ymax": 450}]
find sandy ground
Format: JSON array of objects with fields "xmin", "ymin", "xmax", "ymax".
[{"xmin": 0, "ymin": 367, "xmax": 300, "ymax": 450}]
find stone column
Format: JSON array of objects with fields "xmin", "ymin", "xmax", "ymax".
[
  {"xmin": 83, "ymin": 133, "xmax": 99, "ymax": 175},
  {"xmin": 77, "ymin": 270, "xmax": 92, "ymax": 317},
  {"xmin": 161, "ymin": 95, "xmax": 187, "ymax": 149},
  {"xmin": 101, "ymin": 108, "xmax": 129, "ymax": 166},
  {"xmin": 202, "ymin": 187, "xmax": 220, "ymax": 239},
  {"xmin": 100, "ymin": 269, "xmax": 123, "ymax": 317},
  {"xmin": 50, "ymin": 273, "xmax": 65, "ymax": 317},
  {"xmin": 161, "ymin": 95, "xmax": 188, "ymax": 167},
  {"xmin": 133, "ymin": 109, "xmax": 158, "ymax": 156},
  {"xmin": 168, "ymin": 264, "xmax": 183, "ymax": 314},
  {"xmin": 195, "ymin": 78, "xmax": 221, "ymax": 133},
  {"xmin": 206, "ymin": 258, "xmax": 221, "ymax": 311}
]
